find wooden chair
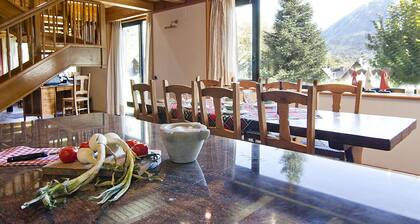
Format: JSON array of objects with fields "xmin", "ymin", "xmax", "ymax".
[
  {"xmin": 62, "ymin": 74, "xmax": 90, "ymax": 116},
  {"xmin": 244, "ymin": 79, "xmax": 302, "ymax": 143},
  {"xmin": 260, "ymin": 79, "xmax": 302, "ymax": 92},
  {"xmin": 163, "ymin": 80, "xmax": 198, "ymax": 123},
  {"xmin": 280, "ymin": 79, "xmax": 302, "ymax": 92},
  {"xmin": 314, "ymin": 80, "xmax": 362, "ymax": 114},
  {"xmin": 313, "ymin": 80, "xmax": 363, "ymax": 161},
  {"xmin": 238, "ymin": 80, "xmax": 258, "ymax": 90},
  {"xmin": 264, "ymin": 81, "xmax": 281, "ymax": 90},
  {"xmin": 256, "ymin": 83, "xmax": 316, "ymax": 154},
  {"xmin": 198, "ymin": 82, "xmax": 241, "ymax": 139},
  {"xmin": 196, "ymin": 76, "xmax": 222, "ymax": 87},
  {"xmin": 131, "ymin": 79, "xmax": 158, "ymax": 123}
]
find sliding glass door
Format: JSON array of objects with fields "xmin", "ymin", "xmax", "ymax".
[{"xmin": 121, "ymin": 20, "xmax": 147, "ymax": 114}]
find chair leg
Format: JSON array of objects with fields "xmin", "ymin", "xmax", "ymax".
[
  {"xmin": 74, "ymin": 100, "xmax": 79, "ymax": 116},
  {"xmin": 87, "ymin": 100, "xmax": 90, "ymax": 114},
  {"xmin": 62, "ymin": 101, "xmax": 66, "ymax": 116}
]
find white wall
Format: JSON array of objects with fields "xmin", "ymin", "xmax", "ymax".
[
  {"xmin": 318, "ymin": 95, "xmax": 419, "ymax": 175},
  {"xmin": 81, "ymin": 24, "xmax": 110, "ymax": 113},
  {"xmin": 81, "ymin": 67, "xmax": 107, "ymax": 112},
  {"xmin": 153, "ymin": 2, "xmax": 206, "ymax": 98}
]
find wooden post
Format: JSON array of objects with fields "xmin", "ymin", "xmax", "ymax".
[
  {"xmin": 18, "ymin": 23, "xmax": 23, "ymax": 71},
  {"xmin": 27, "ymin": 17, "xmax": 35, "ymax": 64},
  {"xmin": 32, "ymin": 9, "xmax": 44, "ymax": 61},
  {"xmin": 5, "ymin": 28, "xmax": 11, "ymax": 79},
  {"xmin": 0, "ymin": 37, "xmax": 3, "ymax": 76},
  {"xmin": 63, "ymin": 1, "xmax": 67, "ymax": 45},
  {"xmin": 99, "ymin": 3, "xmax": 106, "ymax": 68},
  {"xmin": 82, "ymin": 2, "xmax": 86, "ymax": 44},
  {"xmin": 53, "ymin": 6, "xmax": 57, "ymax": 51},
  {"xmin": 41, "ymin": 10, "xmax": 46, "ymax": 58},
  {"xmin": 70, "ymin": 1, "xmax": 76, "ymax": 43}
]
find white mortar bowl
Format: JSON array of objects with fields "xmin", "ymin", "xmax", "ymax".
[{"xmin": 160, "ymin": 122, "xmax": 210, "ymax": 163}]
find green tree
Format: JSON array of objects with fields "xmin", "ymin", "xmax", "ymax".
[
  {"xmin": 367, "ymin": 0, "xmax": 420, "ymax": 84},
  {"xmin": 261, "ymin": 0, "xmax": 328, "ymax": 82},
  {"xmin": 237, "ymin": 24, "xmax": 252, "ymax": 80}
]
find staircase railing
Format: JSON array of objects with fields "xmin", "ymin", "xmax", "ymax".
[{"xmin": 0, "ymin": 0, "xmax": 104, "ymax": 82}]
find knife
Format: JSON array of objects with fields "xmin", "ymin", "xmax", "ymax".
[{"xmin": 7, "ymin": 151, "xmax": 58, "ymax": 163}]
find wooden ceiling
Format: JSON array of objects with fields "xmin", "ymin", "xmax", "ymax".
[{"xmin": 102, "ymin": 0, "xmax": 186, "ymax": 22}]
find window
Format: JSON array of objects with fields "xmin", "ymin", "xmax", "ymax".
[
  {"xmin": 235, "ymin": 0, "xmax": 417, "ymax": 91},
  {"xmin": 235, "ymin": 0, "xmax": 259, "ymax": 81},
  {"xmin": 236, "ymin": 4, "xmax": 253, "ymax": 80},
  {"xmin": 236, "ymin": 0, "xmax": 259, "ymax": 81},
  {"xmin": 122, "ymin": 20, "xmax": 147, "ymax": 114},
  {"xmin": 122, "ymin": 20, "xmax": 146, "ymax": 83}
]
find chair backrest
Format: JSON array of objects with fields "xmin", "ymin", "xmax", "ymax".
[
  {"xmin": 256, "ymin": 83, "xmax": 316, "ymax": 154},
  {"xmin": 196, "ymin": 76, "xmax": 222, "ymax": 87},
  {"xmin": 198, "ymin": 82, "xmax": 241, "ymax": 139},
  {"xmin": 280, "ymin": 79, "xmax": 302, "ymax": 92},
  {"xmin": 163, "ymin": 80, "xmax": 198, "ymax": 123},
  {"xmin": 73, "ymin": 73, "xmax": 90, "ymax": 99},
  {"xmin": 314, "ymin": 80, "xmax": 362, "ymax": 114},
  {"xmin": 131, "ymin": 79, "xmax": 158, "ymax": 123},
  {"xmin": 263, "ymin": 81, "xmax": 281, "ymax": 90},
  {"xmin": 238, "ymin": 80, "xmax": 258, "ymax": 90}
]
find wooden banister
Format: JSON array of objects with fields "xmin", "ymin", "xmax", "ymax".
[
  {"xmin": 0, "ymin": 0, "xmax": 103, "ymax": 81},
  {"xmin": 0, "ymin": 0, "xmax": 65, "ymax": 30}
]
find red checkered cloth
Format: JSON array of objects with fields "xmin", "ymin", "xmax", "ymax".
[{"xmin": 0, "ymin": 146, "xmax": 59, "ymax": 167}]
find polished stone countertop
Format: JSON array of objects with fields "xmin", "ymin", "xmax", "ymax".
[{"xmin": 0, "ymin": 113, "xmax": 420, "ymax": 223}]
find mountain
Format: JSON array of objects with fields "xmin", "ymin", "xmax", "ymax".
[{"xmin": 322, "ymin": 0, "xmax": 395, "ymax": 62}]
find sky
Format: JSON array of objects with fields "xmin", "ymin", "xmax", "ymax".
[
  {"xmin": 256, "ymin": 0, "xmax": 372, "ymax": 31},
  {"xmin": 308, "ymin": 0, "xmax": 372, "ymax": 30}
]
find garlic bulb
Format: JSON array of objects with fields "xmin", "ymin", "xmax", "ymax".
[
  {"xmin": 77, "ymin": 148, "xmax": 97, "ymax": 164},
  {"xmin": 89, "ymin": 133, "xmax": 107, "ymax": 152}
]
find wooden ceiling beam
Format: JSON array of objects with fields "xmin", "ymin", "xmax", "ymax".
[
  {"xmin": 106, "ymin": 7, "xmax": 147, "ymax": 22},
  {"xmin": 99, "ymin": 0, "xmax": 154, "ymax": 11}
]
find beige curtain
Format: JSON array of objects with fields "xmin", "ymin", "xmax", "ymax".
[
  {"xmin": 208, "ymin": 0, "xmax": 237, "ymax": 85},
  {"xmin": 106, "ymin": 21, "xmax": 125, "ymax": 115},
  {"xmin": 145, "ymin": 13, "xmax": 153, "ymax": 81}
]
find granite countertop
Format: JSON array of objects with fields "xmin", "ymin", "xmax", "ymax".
[{"xmin": 0, "ymin": 113, "xmax": 419, "ymax": 223}]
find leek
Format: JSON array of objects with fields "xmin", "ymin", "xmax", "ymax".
[{"xmin": 21, "ymin": 134, "xmax": 107, "ymax": 209}]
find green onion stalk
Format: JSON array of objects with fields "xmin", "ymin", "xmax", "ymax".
[
  {"xmin": 90, "ymin": 133, "xmax": 137, "ymax": 204},
  {"xmin": 21, "ymin": 134, "xmax": 108, "ymax": 209},
  {"xmin": 21, "ymin": 133, "xmax": 162, "ymax": 209}
]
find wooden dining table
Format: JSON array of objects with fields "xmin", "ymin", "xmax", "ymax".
[
  {"xmin": 0, "ymin": 113, "xmax": 420, "ymax": 223},
  {"xmin": 138, "ymin": 100, "xmax": 417, "ymax": 163}
]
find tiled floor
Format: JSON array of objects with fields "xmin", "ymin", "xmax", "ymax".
[{"xmin": 0, "ymin": 106, "xmax": 38, "ymax": 124}]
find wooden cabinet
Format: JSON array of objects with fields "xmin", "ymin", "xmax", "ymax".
[{"xmin": 23, "ymin": 85, "xmax": 73, "ymax": 119}]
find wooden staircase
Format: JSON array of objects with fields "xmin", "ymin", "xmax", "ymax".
[{"xmin": 0, "ymin": 0, "xmax": 106, "ymax": 112}]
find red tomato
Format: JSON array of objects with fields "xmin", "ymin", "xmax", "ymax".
[
  {"xmin": 126, "ymin": 139, "xmax": 139, "ymax": 148},
  {"xmin": 131, "ymin": 143, "xmax": 149, "ymax": 157},
  {"xmin": 59, "ymin": 146, "xmax": 77, "ymax": 163},
  {"xmin": 79, "ymin": 141, "xmax": 89, "ymax": 149}
]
